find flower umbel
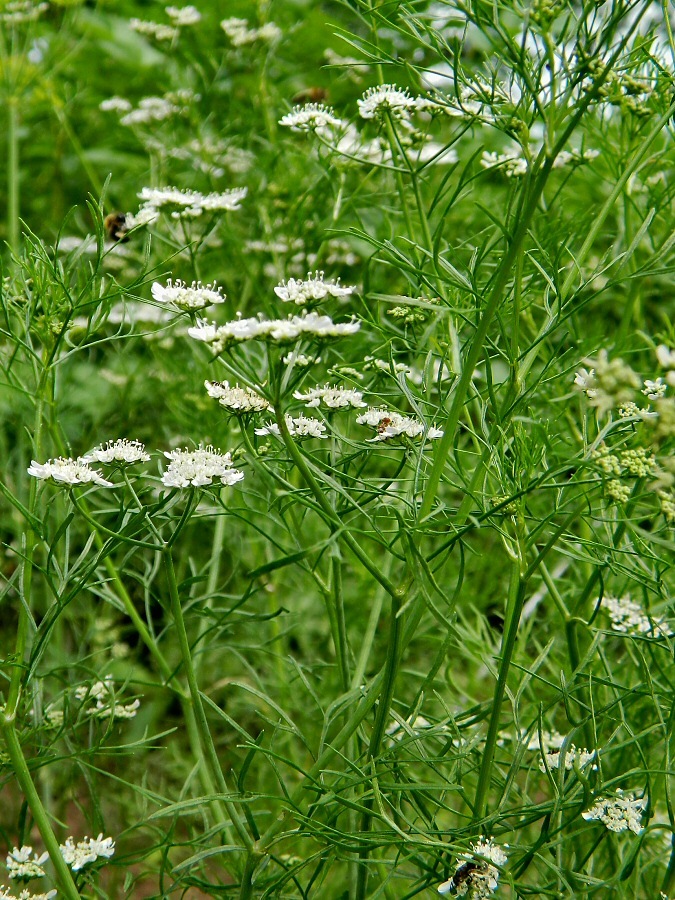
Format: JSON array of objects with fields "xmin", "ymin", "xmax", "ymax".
[
  {"xmin": 582, "ymin": 790, "xmax": 647, "ymax": 834},
  {"xmin": 205, "ymin": 380, "xmax": 270, "ymax": 413},
  {"xmin": 6, "ymin": 847, "xmax": 48, "ymax": 881},
  {"xmin": 274, "ymin": 271, "xmax": 355, "ymax": 306},
  {"xmin": 28, "ymin": 458, "xmax": 114, "ymax": 487},
  {"xmin": 255, "ymin": 415, "xmax": 328, "ymax": 439},
  {"xmin": 162, "ymin": 445, "xmax": 245, "ymax": 488},
  {"xmin": 59, "ymin": 834, "xmax": 115, "ymax": 871},
  {"xmin": 82, "ymin": 439, "xmax": 150, "ymax": 466},
  {"xmin": 151, "ymin": 279, "xmax": 225, "ymax": 311},
  {"xmin": 293, "ymin": 384, "xmax": 366, "ymax": 409}
]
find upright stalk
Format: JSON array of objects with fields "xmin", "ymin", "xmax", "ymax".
[{"xmin": 7, "ymin": 97, "xmax": 20, "ymax": 255}]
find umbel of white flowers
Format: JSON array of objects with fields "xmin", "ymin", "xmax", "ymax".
[
  {"xmin": 4, "ymin": 834, "xmax": 115, "ymax": 887},
  {"xmin": 438, "ymin": 837, "xmax": 508, "ymax": 897}
]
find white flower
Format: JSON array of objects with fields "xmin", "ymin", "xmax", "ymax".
[
  {"xmin": 136, "ymin": 186, "xmax": 247, "ymax": 217},
  {"xmin": 205, "ymin": 380, "xmax": 270, "ymax": 413},
  {"xmin": 6, "ymin": 846, "xmax": 48, "ymax": 880},
  {"xmin": 75, "ymin": 677, "xmax": 141, "ymax": 719},
  {"xmin": 151, "ymin": 278, "xmax": 225, "ymax": 311},
  {"xmin": 59, "ymin": 834, "xmax": 115, "ymax": 871},
  {"xmin": 526, "ymin": 730, "xmax": 564, "ymax": 752},
  {"xmin": 255, "ymin": 415, "xmax": 328, "ymax": 439},
  {"xmin": 601, "ymin": 595, "xmax": 664, "ymax": 635},
  {"xmin": 189, "ymin": 312, "xmax": 360, "ymax": 354},
  {"xmin": 28, "ymin": 458, "xmax": 114, "ymax": 487},
  {"xmin": 125, "ymin": 207, "xmax": 159, "ymax": 228},
  {"xmin": 294, "ymin": 385, "xmax": 366, "ymax": 409},
  {"xmin": 283, "ymin": 352, "xmax": 321, "ymax": 367},
  {"xmin": 538, "ymin": 744, "xmax": 596, "ymax": 772},
  {"xmin": 279, "ymin": 103, "xmax": 345, "ymax": 132},
  {"xmin": 161, "ymin": 445, "xmax": 244, "ymax": 488},
  {"xmin": 82, "ymin": 439, "xmax": 150, "ymax": 466},
  {"xmin": 438, "ymin": 838, "xmax": 507, "ymax": 897},
  {"xmin": 358, "ymin": 83, "xmax": 417, "ymax": 120},
  {"xmin": 274, "ymin": 271, "xmax": 355, "ymax": 305},
  {"xmin": 0, "ymin": 888, "xmax": 56, "ymax": 900},
  {"xmin": 481, "ymin": 150, "xmax": 528, "ymax": 178},
  {"xmin": 656, "ymin": 345, "xmax": 675, "ymax": 369},
  {"xmin": 99, "ymin": 96, "xmax": 132, "ymax": 113},
  {"xmin": 642, "ymin": 378, "xmax": 666, "ymax": 399},
  {"xmin": 582, "ymin": 790, "xmax": 647, "ymax": 834},
  {"xmin": 129, "ymin": 18, "xmax": 178, "ymax": 41},
  {"xmin": 220, "ymin": 16, "xmax": 280, "ymax": 45},
  {"xmin": 166, "ymin": 5, "xmax": 201, "ymax": 25},
  {"xmin": 356, "ymin": 408, "xmax": 443, "ymax": 442}
]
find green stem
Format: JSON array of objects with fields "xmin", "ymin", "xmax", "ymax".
[
  {"xmin": 164, "ymin": 549, "xmax": 253, "ymax": 851},
  {"xmin": 472, "ymin": 558, "xmax": 525, "ymax": 824},
  {"xmin": 7, "ymin": 97, "xmax": 19, "ymax": 255},
  {"xmin": 0, "ymin": 722, "xmax": 81, "ymax": 899}
]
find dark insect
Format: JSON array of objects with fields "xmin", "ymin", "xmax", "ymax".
[
  {"xmin": 104, "ymin": 212, "xmax": 129, "ymax": 243},
  {"xmin": 449, "ymin": 860, "xmax": 488, "ymax": 892},
  {"xmin": 377, "ymin": 417, "xmax": 393, "ymax": 434},
  {"xmin": 292, "ymin": 87, "xmax": 328, "ymax": 105}
]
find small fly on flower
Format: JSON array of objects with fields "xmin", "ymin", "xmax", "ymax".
[
  {"xmin": 377, "ymin": 417, "xmax": 393, "ymax": 434},
  {"xmin": 104, "ymin": 212, "xmax": 129, "ymax": 243},
  {"xmin": 448, "ymin": 860, "xmax": 489, "ymax": 892}
]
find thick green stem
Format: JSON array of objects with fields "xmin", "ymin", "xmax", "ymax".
[
  {"xmin": 0, "ymin": 722, "xmax": 81, "ymax": 898},
  {"xmin": 164, "ymin": 549, "xmax": 253, "ymax": 851}
]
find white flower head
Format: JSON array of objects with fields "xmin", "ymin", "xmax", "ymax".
[
  {"xmin": 0, "ymin": 888, "xmax": 56, "ymax": 900},
  {"xmin": 656, "ymin": 345, "xmax": 675, "ymax": 369},
  {"xmin": 279, "ymin": 103, "xmax": 344, "ymax": 132},
  {"xmin": 166, "ymin": 5, "xmax": 201, "ymax": 25},
  {"xmin": 220, "ymin": 16, "xmax": 281, "ymax": 46},
  {"xmin": 28, "ymin": 458, "xmax": 114, "ymax": 487},
  {"xmin": 162, "ymin": 445, "xmax": 244, "ymax": 488},
  {"xmin": 294, "ymin": 384, "xmax": 366, "ymax": 409},
  {"xmin": 129, "ymin": 18, "xmax": 178, "ymax": 41},
  {"xmin": 642, "ymin": 378, "xmax": 666, "ymax": 400},
  {"xmin": 538, "ymin": 744, "xmax": 596, "ymax": 773},
  {"xmin": 151, "ymin": 278, "xmax": 225, "ymax": 311},
  {"xmin": 188, "ymin": 311, "xmax": 359, "ymax": 354},
  {"xmin": 438, "ymin": 838, "xmax": 507, "ymax": 896},
  {"xmin": 582, "ymin": 790, "xmax": 647, "ymax": 834},
  {"xmin": 75, "ymin": 676, "xmax": 141, "ymax": 719},
  {"xmin": 59, "ymin": 834, "xmax": 115, "ymax": 871},
  {"xmin": 274, "ymin": 271, "xmax": 355, "ymax": 306},
  {"xmin": 205, "ymin": 380, "xmax": 270, "ymax": 413},
  {"xmin": 481, "ymin": 150, "xmax": 528, "ymax": 178},
  {"xmin": 358, "ymin": 83, "xmax": 417, "ymax": 120},
  {"xmin": 99, "ymin": 96, "xmax": 132, "ymax": 113},
  {"xmin": 255, "ymin": 414, "xmax": 328, "ymax": 439},
  {"xmin": 601, "ymin": 595, "xmax": 665, "ymax": 635},
  {"xmin": 136, "ymin": 185, "xmax": 246, "ymax": 218},
  {"xmin": 82, "ymin": 439, "xmax": 150, "ymax": 466},
  {"xmin": 6, "ymin": 846, "xmax": 48, "ymax": 881},
  {"xmin": 356, "ymin": 408, "xmax": 443, "ymax": 442}
]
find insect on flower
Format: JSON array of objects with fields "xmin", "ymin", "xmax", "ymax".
[
  {"xmin": 104, "ymin": 212, "xmax": 129, "ymax": 243},
  {"xmin": 448, "ymin": 860, "xmax": 489, "ymax": 892}
]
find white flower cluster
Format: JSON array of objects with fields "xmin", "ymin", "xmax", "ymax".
[
  {"xmin": 220, "ymin": 17, "xmax": 281, "ymax": 46},
  {"xmin": 582, "ymin": 790, "xmax": 647, "ymax": 834},
  {"xmin": 129, "ymin": 18, "xmax": 178, "ymax": 42},
  {"xmin": 356, "ymin": 408, "xmax": 444, "ymax": 442},
  {"xmin": 136, "ymin": 185, "xmax": 247, "ymax": 222},
  {"xmin": 573, "ymin": 352, "xmax": 641, "ymax": 415},
  {"xmin": 481, "ymin": 150, "xmax": 528, "ymax": 178},
  {"xmin": 188, "ymin": 311, "xmax": 360, "ymax": 354},
  {"xmin": 438, "ymin": 838, "xmax": 508, "ymax": 897},
  {"xmin": 162, "ymin": 446, "xmax": 244, "ymax": 488},
  {"xmin": 75, "ymin": 677, "xmax": 140, "ymax": 720},
  {"xmin": 205, "ymin": 380, "xmax": 270, "ymax": 413},
  {"xmin": 274, "ymin": 271, "xmax": 355, "ymax": 305},
  {"xmin": 83, "ymin": 439, "xmax": 150, "ymax": 466},
  {"xmin": 601, "ymin": 595, "xmax": 664, "ymax": 635},
  {"xmin": 0, "ymin": 888, "xmax": 55, "ymax": 900},
  {"xmin": 166, "ymin": 5, "xmax": 201, "ymax": 26},
  {"xmin": 6, "ymin": 847, "xmax": 48, "ymax": 881},
  {"xmin": 656, "ymin": 345, "xmax": 675, "ymax": 387},
  {"xmin": 151, "ymin": 279, "xmax": 225, "ymax": 311},
  {"xmin": 293, "ymin": 384, "xmax": 366, "ymax": 409},
  {"xmin": 255, "ymin": 415, "xmax": 328, "ymax": 439},
  {"xmin": 0, "ymin": 1, "xmax": 48, "ymax": 25},
  {"xmin": 642, "ymin": 378, "xmax": 667, "ymax": 400},
  {"xmin": 538, "ymin": 744, "xmax": 596, "ymax": 773},
  {"xmin": 358, "ymin": 83, "xmax": 418, "ymax": 120},
  {"xmin": 105, "ymin": 91, "xmax": 198, "ymax": 127},
  {"xmin": 28, "ymin": 457, "xmax": 113, "ymax": 487},
  {"xmin": 59, "ymin": 834, "xmax": 115, "ymax": 871},
  {"xmin": 279, "ymin": 103, "xmax": 345, "ymax": 132}
]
